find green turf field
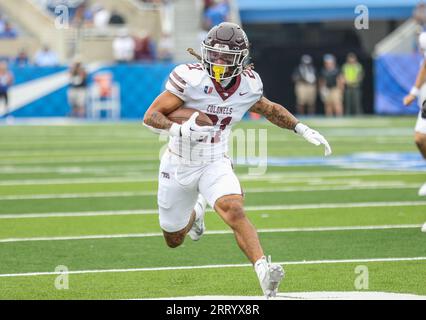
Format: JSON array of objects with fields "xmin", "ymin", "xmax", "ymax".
[{"xmin": 0, "ymin": 117, "xmax": 425, "ymax": 299}]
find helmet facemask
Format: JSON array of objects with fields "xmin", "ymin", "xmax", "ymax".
[{"xmin": 201, "ymin": 42, "xmax": 249, "ymax": 82}]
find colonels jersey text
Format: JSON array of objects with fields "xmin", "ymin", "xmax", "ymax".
[{"xmin": 165, "ymin": 63, "xmax": 263, "ymax": 162}]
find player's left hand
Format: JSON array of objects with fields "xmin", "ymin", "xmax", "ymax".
[
  {"xmin": 295, "ymin": 123, "xmax": 332, "ymax": 156},
  {"xmin": 403, "ymin": 94, "xmax": 416, "ymax": 106}
]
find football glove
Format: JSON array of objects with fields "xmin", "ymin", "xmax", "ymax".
[
  {"xmin": 422, "ymin": 99, "xmax": 426, "ymax": 119},
  {"xmin": 170, "ymin": 112, "xmax": 214, "ymax": 142},
  {"xmin": 295, "ymin": 123, "xmax": 332, "ymax": 156}
]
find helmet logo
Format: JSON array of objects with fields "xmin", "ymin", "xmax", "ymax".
[{"xmin": 214, "ymin": 44, "xmax": 230, "ymax": 50}]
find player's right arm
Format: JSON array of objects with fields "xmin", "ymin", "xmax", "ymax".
[
  {"xmin": 143, "ymin": 90, "xmax": 184, "ymax": 134},
  {"xmin": 403, "ymin": 60, "xmax": 426, "ymax": 106},
  {"xmin": 143, "ymin": 91, "xmax": 213, "ymax": 141},
  {"xmin": 143, "ymin": 65, "xmax": 214, "ymax": 140}
]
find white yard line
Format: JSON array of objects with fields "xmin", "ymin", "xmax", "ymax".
[
  {"xmin": 0, "ymin": 156, "xmax": 158, "ymax": 165},
  {"xmin": 0, "ymin": 224, "xmax": 421, "ymax": 243},
  {"xmin": 148, "ymin": 292, "xmax": 426, "ymax": 300},
  {"xmin": 1, "ymin": 201, "xmax": 426, "ymax": 219},
  {"xmin": 0, "ymin": 176, "xmax": 158, "ymax": 186},
  {"xmin": 1, "ymin": 256, "xmax": 425, "ymax": 278},
  {"xmin": 0, "ymin": 170, "xmax": 422, "ymax": 186},
  {"xmin": 0, "ymin": 183, "xmax": 419, "ymax": 201},
  {"xmin": 0, "ymin": 164, "xmax": 158, "ymax": 174},
  {"xmin": 0, "ymin": 209, "xmax": 158, "ymax": 219}
]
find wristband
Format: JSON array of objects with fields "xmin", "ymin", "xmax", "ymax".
[
  {"xmin": 169, "ymin": 123, "xmax": 181, "ymax": 137},
  {"xmin": 410, "ymin": 87, "xmax": 420, "ymax": 97},
  {"xmin": 294, "ymin": 122, "xmax": 308, "ymax": 135}
]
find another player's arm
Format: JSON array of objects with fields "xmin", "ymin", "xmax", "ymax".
[
  {"xmin": 404, "ymin": 60, "xmax": 426, "ymax": 106},
  {"xmin": 249, "ymin": 96, "xmax": 299, "ymax": 130},
  {"xmin": 250, "ymin": 96, "xmax": 332, "ymax": 156},
  {"xmin": 143, "ymin": 91, "xmax": 184, "ymax": 135}
]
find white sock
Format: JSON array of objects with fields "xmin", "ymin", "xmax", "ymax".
[
  {"xmin": 254, "ymin": 256, "xmax": 267, "ymax": 274},
  {"xmin": 193, "ymin": 195, "xmax": 206, "ymax": 220}
]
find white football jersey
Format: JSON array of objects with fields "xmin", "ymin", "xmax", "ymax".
[{"xmin": 165, "ymin": 63, "xmax": 263, "ymax": 162}]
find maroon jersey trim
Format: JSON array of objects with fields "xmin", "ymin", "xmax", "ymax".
[
  {"xmin": 211, "ymin": 75, "xmax": 241, "ymax": 101},
  {"xmin": 172, "ymin": 71, "xmax": 186, "ymax": 86},
  {"xmin": 168, "ymin": 77, "xmax": 184, "ymax": 93}
]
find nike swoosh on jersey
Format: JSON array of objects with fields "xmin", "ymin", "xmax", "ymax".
[{"xmin": 239, "ymin": 92, "xmax": 248, "ymax": 96}]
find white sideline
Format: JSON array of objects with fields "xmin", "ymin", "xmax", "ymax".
[
  {"xmin": 147, "ymin": 292, "xmax": 426, "ymax": 300},
  {"xmin": 1, "ymin": 257, "xmax": 425, "ymax": 278},
  {"xmin": 0, "ymin": 183, "xmax": 419, "ymax": 201},
  {"xmin": 0, "ymin": 224, "xmax": 421, "ymax": 243},
  {"xmin": 1, "ymin": 200, "xmax": 426, "ymax": 219}
]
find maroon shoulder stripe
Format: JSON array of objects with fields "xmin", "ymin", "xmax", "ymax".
[
  {"xmin": 168, "ymin": 77, "xmax": 184, "ymax": 93},
  {"xmin": 172, "ymin": 71, "xmax": 186, "ymax": 86}
]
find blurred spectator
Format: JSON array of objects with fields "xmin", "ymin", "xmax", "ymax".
[
  {"xmin": 414, "ymin": 1, "xmax": 426, "ymax": 26},
  {"xmin": 292, "ymin": 54, "xmax": 317, "ymax": 115},
  {"xmin": 80, "ymin": 2, "xmax": 99, "ymax": 27},
  {"xmin": 204, "ymin": 0, "xmax": 215, "ymax": 8},
  {"xmin": 72, "ymin": 1, "xmax": 89, "ymax": 28},
  {"xmin": 93, "ymin": 4, "xmax": 110, "ymax": 29},
  {"xmin": 203, "ymin": 0, "xmax": 230, "ymax": 29},
  {"xmin": 109, "ymin": 9, "xmax": 126, "ymax": 26},
  {"xmin": 0, "ymin": 21, "xmax": 18, "ymax": 38},
  {"xmin": 319, "ymin": 54, "xmax": 344, "ymax": 117},
  {"xmin": 134, "ymin": 32, "xmax": 156, "ymax": 62},
  {"xmin": 0, "ymin": 14, "xmax": 5, "ymax": 33},
  {"xmin": 34, "ymin": 45, "xmax": 59, "ymax": 66},
  {"xmin": 342, "ymin": 52, "xmax": 364, "ymax": 115},
  {"xmin": 0, "ymin": 14, "xmax": 18, "ymax": 39},
  {"xmin": 113, "ymin": 29, "xmax": 135, "ymax": 63},
  {"xmin": 0, "ymin": 62, "xmax": 14, "ymax": 115},
  {"xmin": 14, "ymin": 49, "xmax": 30, "ymax": 67},
  {"xmin": 139, "ymin": 0, "xmax": 167, "ymax": 4},
  {"xmin": 157, "ymin": 32, "xmax": 173, "ymax": 62},
  {"xmin": 68, "ymin": 57, "xmax": 88, "ymax": 118}
]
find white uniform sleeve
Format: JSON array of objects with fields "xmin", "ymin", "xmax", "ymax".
[
  {"xmin": 250, "ymin": 70, "xmax": 264, "ymax": 102},
  {"xmin": 165, "ymin": 64, "xmax": 189, "ymax": 101},
  {"xmin": 418, "ymin": 32, "xmax": 426, "ymax": 59}
]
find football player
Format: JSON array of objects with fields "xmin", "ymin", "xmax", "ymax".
[
  {"xmin": 403, "ymin": 31, "xmax": 426, "ymax": 197},
  {"xmin": 143, "ymin": 22, "xmax": 332, "ymax": 298}
]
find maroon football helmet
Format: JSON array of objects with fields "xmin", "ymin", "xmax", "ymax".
[{"xmin": 201, "ymin": 22, "xmax": 250, "ymax": 81}]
